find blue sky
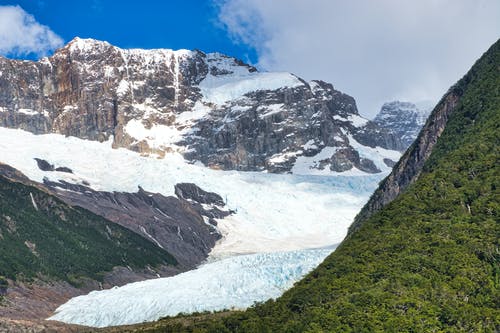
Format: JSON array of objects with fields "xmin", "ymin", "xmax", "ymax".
[
  {"xmin": 0, "ymin": 0, "xmax": 498, "ymax": 116},
  {"xmin": 0, "ymin": 0, "xmax": 257, "ymax": 62}
]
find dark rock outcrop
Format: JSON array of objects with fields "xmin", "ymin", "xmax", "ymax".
[
  {"xmin": 34, "ymin": 158, "xmax": 54, "ymax": 172},
  {"xmin": 34, "ymin": 158, "xmax": 72, "ymax": 173},
  {"xmin": 42, "ymin": 179, "xmax": 230, "ymax": 267},
  {"xmin": 175, "ymin": 183, "xmax": 225, "ymax": 206}
]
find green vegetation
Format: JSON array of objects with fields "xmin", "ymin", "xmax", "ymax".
[
  {"xmin": 0, "ymin": 176, "xmax": 177, "ymax": 285},
  {"xmin": 121, "ymin": 40, "xmax": 500, "ymax": 332}
]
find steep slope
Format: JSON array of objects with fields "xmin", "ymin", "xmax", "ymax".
[
  {"xmin": 0, "ymin": 163, "xmax": 182, "ymax": 319},
  {"xmin": 349, "ymin": 93, "xmax": 460, "ymax": 234},
  {"xmin": 117, "ymin": 39, "xmax": 500, "ymax": 333},
  {"xmin": 0, "ymin": 37, "xmax": 401, "ymax": 174},
  {"xmin": 0, "ymin": 166, "xmax": 177, "ymax": 284},
  {"xmin": 41, "ymin": 178, "xmax": 230, "ymax": 268},
  {"xmin": 373, "ymin": 101, "xmax": 433, "ymax": 150}
]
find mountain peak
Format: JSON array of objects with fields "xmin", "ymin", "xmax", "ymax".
[
  {"xmin": 374, "ymin": 100, "xmax": 434, "ymax": 149},
  {"xmin": 66, "ymin": 36, "xmax": 112, "ymax": 52}
]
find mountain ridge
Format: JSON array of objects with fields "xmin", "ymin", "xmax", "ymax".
[{"xmin": 0, "ymin": 37, "xmax": 402, "ymax": 175}]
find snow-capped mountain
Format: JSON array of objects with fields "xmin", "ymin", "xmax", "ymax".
[
  {"xmin": 0, "ymin": 37, "xmax": 401, "ymax": 175},
  {"xmin": 0, "ymin": 38, "xmax": 410, "ymax": 325},
  {"xmin": 373, "ymin": 101, "xmax": 433, "ymax": 150}
]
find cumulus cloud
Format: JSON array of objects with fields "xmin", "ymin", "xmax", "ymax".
[
  {"xmin": 0, "ymin": 5, "xmax": 63, "ymax": 58},
  {"xmin": 216, "ymin": 0, "xmax": 500, "ymax": 116}
]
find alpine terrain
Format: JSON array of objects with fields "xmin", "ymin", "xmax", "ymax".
[
  {"xmin": 0, "ymin": 37, "xmax": 408, "ymax": 327},
  {"xmin": 96, "ymin": 38, "xmax": 500, "ymax": 332},
  {"xmin": 373, "ymin": 101, "xmax": 434, "ymax": 150}
]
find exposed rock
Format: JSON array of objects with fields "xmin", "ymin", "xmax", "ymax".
[
  {"xmin": 34, "ymin": 158, "xmax": 54, "ymax": 171},
  {"xmin": 54, "ymin": 166, "xmax": 73, "ymax": 173},
  {"xmin": 0, "ymin": 163, "xmax": 31, "ymax": 183},
  {"xmin": 0, "ymin": 317, "xmax": 90, "ymax": 333},
  {"xmin": 34, "ymin": 158, "xmax": 73, "ymax": 174},
  {"xmin": 0, "ymin": 38, "xmax": 402, "ymax": 175},
  {"xmin": 329, "ymin": 148, "xmax": 357, "ymax": 172},
  {"xmin": 358, "ymin": 158, "xmax": 381, "ymax": 174},
  {"xmin": 42, "ymin": 178, "xmax": 230, "ymax": 267},
  {"xmin": 373, "ymin": 101, "xmax": 433, "ymax": 151},
  {"xmin": 383, "ymin": 158, "xmax": 396, "ymax": 168},
  {"xmin": 328, "ymin": 147, "xmax": 380, "ymax": 174},
  {"xmin": 175, "ymin": 183, "xmax": 225, "ymax": 206}
]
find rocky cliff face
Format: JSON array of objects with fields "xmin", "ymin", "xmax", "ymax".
[
  {"xmin": 43, "ymin": 179, "xmax": 230, "ymax": 267},
  {"xmin": 373, "ymin": 101, "xmax": 433, "ymax": 150},
  {"xmin": 349, "ymin": 92, "xmax": 460, "ymax": 234},
  {"xmin": 0, "ymin": 37, "xmax": 401, "ymax": 174}
]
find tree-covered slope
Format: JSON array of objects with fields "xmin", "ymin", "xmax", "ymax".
[
  {"xmin": 122, "ymin": 40, "xmax": 500, "ymax": 332},
  {"xmin": 0, "ymin": 173, "xmax": 177, "ymax": 285}
]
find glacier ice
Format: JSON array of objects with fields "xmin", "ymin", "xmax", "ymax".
[
  {"xmin": 0, "ymin": 127, "xmax": 387, "ymax": 327},
  {"xmin": 0, "ymin": 127, "xmax": 383, "ymax": 255},
  {"xmin": 48, "ymin": 248, "xmax": 334, "ymax": 327}
]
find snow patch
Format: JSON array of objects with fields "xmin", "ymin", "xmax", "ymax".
[
  {"xmin": 258, "ymin": 103, "xmax": 284, "ymax": 118},
  {"xmin": 175, "ymin": 101, "xmax": 211, "ymax": 126},
  {"xmin": 116, "ymin": 79, "xmax": 130, "ymax": 97},
  {"xmin": 199, "ymin": 72, "xmax": 303, "ymax": 105},
  {"xmin": 268, "ymin": 150, "xmax": 302, "ymax": 164},
  {"xmin": 303, "ymin": 140, "xmax": 318, "ymax": 150},
  {"xmin": 348, "ymin": 115, "xmax": 369, "ymax": 127},
  {"xmin": 347, "ymin": 135, "xmax": 401, "ymax": 173},
  {"xmin": 124, "ymin": 119, "xmax": 183, "ymax": 151}
]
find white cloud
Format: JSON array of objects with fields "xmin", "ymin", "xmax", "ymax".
[
  {"xmin": 0, "ymin": 5, "xmax": 63, "ymax": 58},
  {"xmin": 216, "ymin": 0, "xmax": 500, "ymax": 117}
]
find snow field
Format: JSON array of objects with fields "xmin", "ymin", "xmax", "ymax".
[{"xmin": 0, "ymin": 127, "xmax": 386, "ymax": 327}]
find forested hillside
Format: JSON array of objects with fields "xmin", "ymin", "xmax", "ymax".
[{"xmin": 0, "ymin": 172, "xmax": 177, "ymax": 286}]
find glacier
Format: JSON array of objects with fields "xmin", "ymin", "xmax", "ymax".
[
  {"xmin": 48, "ymin": 248, "xmax": 333, "ymax": 327},
  {"xmin": 0, "ymin": 127, "xmax": 388, "ymax": 327},
  {"xmin": 0, "ymin": 127, "xmax": 384, "ymax": 255}
]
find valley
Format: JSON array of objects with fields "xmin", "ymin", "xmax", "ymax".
[
  {"xmin": 0, "ymin": 18, "xmax": 496, "ymax": 331},
  {"xmin": 0, "ymin": 38, "xmax": 406, "ymax": 328}
]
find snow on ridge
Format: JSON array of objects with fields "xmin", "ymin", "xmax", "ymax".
[
  {"xmin": 67, "ymin": 37, "xmax": 111, "ymax": 53},
  {"xmin": 66, "ymin": 37, "xmax": 193, "ymax": 59},
  {"xmin": 199, "ymin": 72, "xmax": 304, "ymax": 105}
]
